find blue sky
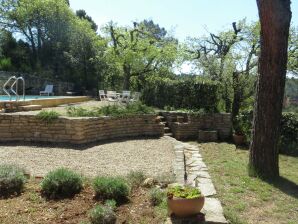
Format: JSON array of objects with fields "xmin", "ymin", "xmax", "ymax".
[{"xmin": 69, "ymin": 0, "xmax": 298, "ymax": 41}]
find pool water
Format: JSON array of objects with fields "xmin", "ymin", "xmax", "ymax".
[{"xmin": 0, "ymin": 95, "xmax": 63, "ymax": 101}]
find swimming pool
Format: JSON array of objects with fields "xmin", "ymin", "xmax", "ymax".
[{"xmin": 0, "ymin": 95, "xmax": 63, "ymax": 101}]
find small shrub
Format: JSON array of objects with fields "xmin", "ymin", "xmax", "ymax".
[
  {"xmin": 280, "ymin": 112, "xmax": 298, "ymax": 154},
  {"xmin": 127, "ymin": 171, "xmax": 146, "ymax": 188},
  {"xmin": 67, "ymin": 103, "xmax": 155, "ymax": 118},
  {"xmin": 89, "ymin": 205, "xmax": 116, "ymax": 224},
  {"xmin": 92, "ymin": 177, "xmax": 130, "ymax": 202},
  {"xmin": 0, "ymin": 164, "xmax": 26, "ymax": 197},
  {"xmin": 36, "ymin": 110, "xmax": 60, "ymax": 123},
  {"xmin": 149, "ymin": 188, "xmax": 166, "ymax": 206},
  {"xmin": 105, "ymin": 199, "xmax": 117, "ymax": 210},
  {"xmin": 41, "ymin": 168, "xmax": 83, "ymax": 199}
]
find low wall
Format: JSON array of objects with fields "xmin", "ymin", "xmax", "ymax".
[
  {"xmin": 0, "ymin": 114, "xmax": 164, "ymax": 144},
  {"xmin": 162, "ymin": 112, "xmax": 232, "ymax": 140}
]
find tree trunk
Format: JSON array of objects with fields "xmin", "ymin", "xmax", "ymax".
[
  {"xmin": 249, "ymin": 0, "xmax": 291, "ymax": 179},
  {"xmin": 123, "ymin": 64, "xmax": 131, "ymax": 90}
]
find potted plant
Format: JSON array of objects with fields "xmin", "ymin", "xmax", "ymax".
[{"xmin": 167, "ymin": 185, "xmax": 204, "ymax": 217}]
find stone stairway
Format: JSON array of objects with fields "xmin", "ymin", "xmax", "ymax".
[{"xmin": 159, "ymin": 114, "xmax": 173, "ymax": 137}]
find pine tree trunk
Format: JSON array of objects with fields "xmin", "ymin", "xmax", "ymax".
[{"xmin": 249, "ymin": 0, "xmax": 291, "ymax": 179}]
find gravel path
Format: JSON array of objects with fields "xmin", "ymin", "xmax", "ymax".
[{"xmin": 0, "ymin": 137, "xmax": 175, "ymax": 178}]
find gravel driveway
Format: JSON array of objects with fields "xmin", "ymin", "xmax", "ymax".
[{"xmin": 0, "ymin": 137, "xmax": 175, "ymax": 178}]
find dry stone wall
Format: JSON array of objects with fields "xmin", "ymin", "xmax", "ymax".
[
  {"xmin": 162, "ymin": 112, "xmax": 232, "ymax": 140},
  {"xmin": 0, "ymin": 114, "xmax": 164, "ymax": 144}
]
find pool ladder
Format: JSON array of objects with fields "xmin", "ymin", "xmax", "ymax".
[{"xmin": 3, "ymin": 76, "xmax": 25, "ymax": 101}]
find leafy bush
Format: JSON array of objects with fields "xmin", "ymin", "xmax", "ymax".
[
  {"xmin": 237, "ymin": 110, "xmax": 298, "ymax": 153},
  {"xmin": 105, "ymin": 199, "xmax": 117, "ymax": 210},
  {"xmin": 234, "ymin": 110, "xmax": 253, "ymax": 138},
  {"xmin": 41, "ymin": 168, "xmax": 83, "ymax": 199},
  {"xmin": 0, "ymin": 58, "xmax": 12, "ymax": 71},
  {"xmin": 92, "ymin": 176, "xmax": 130, "ymax": 202},
  {"xmin": 67, "ymin": 102, "xmax": 155, "ymax": 118},
  {"xmin": 167, "ymin": 186, "xmax": 202, "ymax": 199},
  {"xmin": 149, "ymin": 188, "xmax": 166, "ymax": 206},
  {"xmin": 126, "ymin": 171, "xmax": 146, "ymax": 188},
  {"xmin": 0, "ymin": 164, "xmax": 26, "ymax": 197},
  {"xmin": 280, "ymin": 112, "xmax": 298, "ymax": 153},
  {"xmin": 142, "ymin": 77, "xmax": 219, "ymax": 112},
  {"xmin": 36, "ymin": 110, "xmax": 60, "ymax": 123},
  {"xmin": 89, "ymin": 204, "xmax": 116, "ymax": 224}
]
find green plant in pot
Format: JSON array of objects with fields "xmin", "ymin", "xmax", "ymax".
[
  {"xmin": 167, "ymin": 185, "xmax": 204, "ymax": 217},
  {"xmin": 233, "ymin": 114, "xmax": 247, "ymax": 145}
]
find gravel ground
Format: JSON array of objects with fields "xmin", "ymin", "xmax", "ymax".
[{"xmin": 0, "ymin": 137, "xmax": 175, "ymax": 178}]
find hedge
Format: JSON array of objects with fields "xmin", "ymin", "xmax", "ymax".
[
  {"xmin": 142, "ymin": 78, "xmax": 219, "ymax": 112},
  {"xmin": 237, "ymin": 110, "xmax": 298, "ymax": 154}
]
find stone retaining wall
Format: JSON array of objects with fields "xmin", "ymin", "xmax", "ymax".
[
  {"xmin": 162, "ymin": 112, "xmax": 232, "ymax": 140},
  {"xmin": 0, "ymin": 114, "xmax": 164, "ymax": 144}
]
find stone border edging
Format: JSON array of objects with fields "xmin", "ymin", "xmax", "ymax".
[{"xmin": 166, "ymin": 136, "xmax": 227, "ymax": 224}]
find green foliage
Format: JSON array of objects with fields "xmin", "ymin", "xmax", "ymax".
[
  {"xmin": 234, "ymin": 110, "xmax": 253, "ymax": 138},
  {"xmin": 167, "ymin": 186, "xmax": 202, "ymax": 199},
  {"xmin": 0, "ymin": 164, "xmax": 26, "ymax": 197},
  {"xmin": 67, "ymin": 102, "xmax": 155, "ymax": 117},
  {"xmin": 237, "ymin": 110, "xmax": 298, "ymax": 154},
  {"xmin": 89, "ymin": 204, "xmax": 116, "ymax": 224},
  {"xmin": 280, "ymin": 113, "xmax": 298, "ymax": 154},
  {"xmin": 0, "ymin": 57, "xmax": 12, "ymax": 70},
  {"xmin": 40, "ymin": 168, "xmax": 83, "ymax": 199},
  {"xmin": 105, "ymin": 199, "xmax": 117, "ymax": 210},
  {"xmin": 142, "ymin": 77, "xmax": 219, "ymax": 112},
  {"xmin": 92, "ymin": 176, "xmax": 130, "ymax": 202},
  {"xmin": 126, "ymin": 171, "xmax": 146, "ymax": 188},
  {"xmin": 149, "ymin": 188, "xmax": 166, "ymax": 206},
  {"xmin": 36, "ymin": 110, "xmax": 60, "ymax": 123}
]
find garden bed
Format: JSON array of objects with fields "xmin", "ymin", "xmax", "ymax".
[{"xmin": 0, "ymin": 179, "xmax": 167, "ymax": 224}]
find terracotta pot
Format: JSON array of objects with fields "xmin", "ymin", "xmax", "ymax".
[
  {"xmin": 167, "ymin": 196, "xmax": 205, "ymax": 217},
  {"xmin": 233, "ymin": 134, "xmax": 245, "ymax": 145}
]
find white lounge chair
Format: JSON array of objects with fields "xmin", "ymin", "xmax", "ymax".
[
  {"xmin": 107, "ymin": 91, "xmax": 118, "ymax": 102},
  {"xmin": 130, "ymin": 92, "xmax": 141, "ymax": 102},
  {"xmin": 121, "ymin": 90, "xmax": 131, "ymax": 103},
  {"xmin": 40, "ymin": 85, "xmax": 54, "ymax": 96},
  {"xmin": 99, "ymin": 90, "xmax": 107, "ymax": 101}
]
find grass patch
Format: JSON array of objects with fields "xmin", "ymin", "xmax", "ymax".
[
  {"xmin": 193, "ymin": 142, "xmax": 298, "ymax": 224},
  {"xmin": 67, "ymin": 102, "xmax": 155, "ymax": 117},
  {"xmin": 36, "ymin": 110, "xmax": 60, "ymax": 123}
]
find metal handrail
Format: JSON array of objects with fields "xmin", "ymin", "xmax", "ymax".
[
  {"xmin": 3, "ymin": 76, "xmax": 16, "ymax": 101},
  {"xmin": 2, "ymin": 76, "xmax": 25, "ymax": 101}
]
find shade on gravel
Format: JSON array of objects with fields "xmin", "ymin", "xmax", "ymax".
[{"xmin": 0, "ymin": 137, "xmax": 175, "ymax": 178}]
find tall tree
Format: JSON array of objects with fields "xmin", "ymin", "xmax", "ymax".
[
  {"xmin": 249, "ymin": 0, "xmax": 292, "ymax": 178},
  {"xmin": 102, "ymin": 20, "xmax": 178, "ymax": 90},
  {"xmin": 76, "ymin": 9, "xmax": 98, "ymax": 32}
]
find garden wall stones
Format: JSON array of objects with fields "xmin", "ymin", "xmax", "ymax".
[
  {"xmin": 0, "ymin": 114, "xmax": 164, "ymax": 144},
  {"xmin": 162, "ymin": 112, "xmax": 232, "ymax": 141}
]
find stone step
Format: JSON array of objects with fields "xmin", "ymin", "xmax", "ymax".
[
  {"xmin": 19, "ymin": 105, "xmax": 42, "ymax": 111},
  {"xmin": 164, "ymin": 127, "xmax": 171, "ymax": 133},
  {"xmin": 159, "ymin": 116, "xmax": 166, "ymax": 122},
  {"xmin": 164, "ymin": 132, "xmax": 173, "ymax": 137}
]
